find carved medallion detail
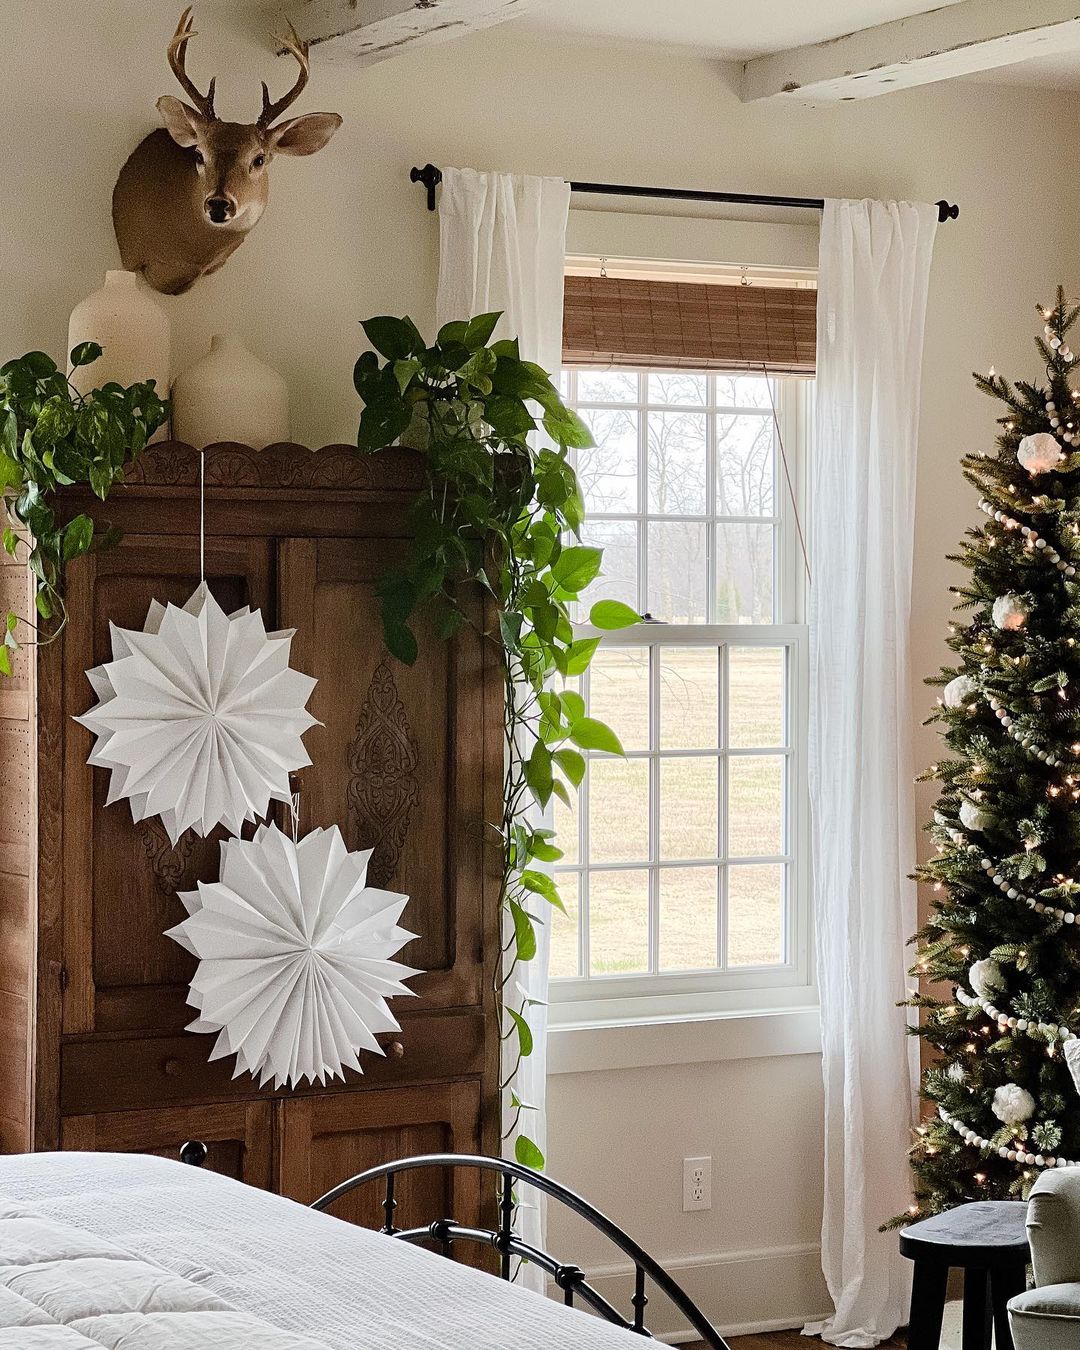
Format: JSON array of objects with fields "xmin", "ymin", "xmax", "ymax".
[
  {"xmin": 138, "ymin": 815, "xmax": 199, "ymax": 895},
  {"xmin": 347, "ymin": 658, "xmax": 420, "ymax": 888}
]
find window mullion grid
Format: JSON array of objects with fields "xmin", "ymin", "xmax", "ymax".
[
  {"xmin": 706, "ymin": 373, "xmax": 717, "ymax": 622},
  {"xmin": 637, "ymin": 371, "xmax": 648, "ymax": 616}
]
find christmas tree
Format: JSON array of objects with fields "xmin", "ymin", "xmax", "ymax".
[{"xmin": 908, "ymin": 288, "xmax": 1080, "ymax": 1220}]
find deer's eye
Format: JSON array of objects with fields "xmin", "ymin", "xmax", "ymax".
[
  {"xmin": 252, "ymin": 153, "xmax": 266, "ymax": 169},
  {"xmin": 193, "ymin": 149, "xmax": 205, "ymax": 167}
]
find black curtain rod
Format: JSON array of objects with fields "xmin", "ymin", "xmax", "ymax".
[{"xmin": 409, "ymin": 164, "xmax": 959, "ymax": 223}]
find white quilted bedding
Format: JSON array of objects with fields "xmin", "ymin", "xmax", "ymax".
[{"xmin": 0, "ymin": 1152, "xmax": 642, "ymax": 1348}]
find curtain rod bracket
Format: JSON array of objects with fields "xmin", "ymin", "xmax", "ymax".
[
  {"xmin": 409, "ymin": 165, "xmax": 958, "ymax": 223},
  {"xmin": 411, "ymin": 163, "xmax": 442, "ymax": 211}
]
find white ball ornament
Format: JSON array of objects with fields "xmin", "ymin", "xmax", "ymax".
[
  {"xmin": 946, "ymin": 1061, "xmax": 967, "ymax": 1083},
  {"xmin": 992, "ymin": 1083, "xmax": 1036, "ymax": 1125},
  {"xmin": 969, "ymin": 958, "xmax": 1005, "ymax": 1001},
  {"xmin": 992, "ymin": 594, "xmax": 1029, "ymax": 631},
  {"xmin": 960, "ymin": 799, "xmax": 995, "ymax": 833},
  {"xmin": 1017, "ymin": 433, "xmax": 1064, "ymax": 474},
  {"xmin": 943, "ymin": 674, "xmax": 978, "ymax": 709}
]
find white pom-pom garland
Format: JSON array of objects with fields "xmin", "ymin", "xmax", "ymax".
[
  {"xmin": 992, "ymin": 594, "xmax": 1029, "ymax": 631},
  {"xmin": 939, "ymin": 823, "xmax": 1080, "ymax": 925},
  {"xmin": 943, "ymin": 674, "xmax": 979, "ymax": 709},
  {"xmin": 939, "ymin": 1107, "xmax": 1080, "ymax": 1169},
  {"xmin": 977, "ymin": 500, "xmax": 1076, "ymax": 577},
  {"xmin": 1018, "ymin": 432, "xmax": 1064, "ymax": 475},
  {"xmin": 992, "ymin": 1083, "xmax": 1037, "ymax": 1125}
]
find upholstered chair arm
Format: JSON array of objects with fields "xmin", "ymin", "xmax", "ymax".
[{"xmin": 1026, "ymin": 1169, "xmax": 1080, "ymax": 1287}]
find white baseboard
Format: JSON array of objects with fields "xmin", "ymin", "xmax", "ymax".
[{"xmin": 546, "ymin": 1241, "xmax": 831, "ymax": 1339}]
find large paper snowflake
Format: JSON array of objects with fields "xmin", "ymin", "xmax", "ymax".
[
  {"xmin": 166, "ymin": 822, "xmax": 419, "ymax": 1088},
  {"xmin": 76, "ymin": 583, "xmax": 318, "ymax": 843}
]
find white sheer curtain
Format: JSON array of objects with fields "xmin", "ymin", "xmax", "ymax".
[
  {"xmin": 435, "ymin": 167, "xmax": 571, "ymax": 1291},
  {"xmin": 804, "ymin": 199, "xmax": 938, "ymax": 1347}
]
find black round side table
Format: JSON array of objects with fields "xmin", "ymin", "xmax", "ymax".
[{"xmin": 899, "ymin": 1200, "xmax": 1029, "ymax": 1350}]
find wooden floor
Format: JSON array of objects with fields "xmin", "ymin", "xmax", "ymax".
[{"xmin": 690, "ymin": 1334, "xmax": 905, "ymax": 1349}]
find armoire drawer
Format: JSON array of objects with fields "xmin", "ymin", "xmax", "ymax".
[{"xmin": 59, "ymin": 1007, "xmax": 487, "ymax": 1115}]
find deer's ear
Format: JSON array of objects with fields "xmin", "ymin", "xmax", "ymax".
[
  {"xmin": 268, "ymin": 112, "xmax": 343, "ymax": 157},
  {"xmin": 156, "ymin": 95, "xmax": 206, "ymax": 148}
]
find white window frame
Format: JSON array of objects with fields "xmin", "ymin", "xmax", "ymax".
[{"xmin": 549, "ymin": 371, "xmax": 814, "ymax": 1027}]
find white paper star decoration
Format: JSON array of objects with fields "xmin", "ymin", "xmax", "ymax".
[
  {"xmin": 166, "ymin": 822, "xmax": 420, "ymax": 1088},
  {"xmin": 76, "ymin": 583, "xmax": 318, "ymax": 843}
]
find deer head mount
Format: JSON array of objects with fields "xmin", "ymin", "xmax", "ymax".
[{"xmin": 113, "ymin": 8, "xmax": 342, "ymax": 295}]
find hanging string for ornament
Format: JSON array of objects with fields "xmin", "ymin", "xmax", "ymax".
[{"xmin": 77, "ymin": 443, "xmax": 319, "ymax": 842}]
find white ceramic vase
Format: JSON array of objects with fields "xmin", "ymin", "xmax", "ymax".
[
  {"xmin": 172, "ymin": 334, "xmax": 289, "ymax": 450},
  {"xmin": 67, "ymin": 270, "xmax": 171, "ymax": 416}
]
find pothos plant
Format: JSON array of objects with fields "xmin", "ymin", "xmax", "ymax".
[
  {"xmin": 0, "ymin": 344, "xmax": 168, "ymax": 669},
  {"xmin": 354, "ymin": 312, "xmax": 639, "ymax": 1166}
]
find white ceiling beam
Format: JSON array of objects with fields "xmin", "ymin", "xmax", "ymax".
[
  {"xmin": 741, "ymin": 0, "xmax": 1080, "ymax": 102},
  {"xmin": 285, "ymin": 0, "xmax": 537, "ymax": 66}
]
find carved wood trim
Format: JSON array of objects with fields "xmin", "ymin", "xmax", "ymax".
[
  {"xmin": 347, "ymin": 657, "xmax": 421, "ymax": 888},
  {"xmin": 121, "ymin": 442, "xmax": 425, "ymax": 492}
]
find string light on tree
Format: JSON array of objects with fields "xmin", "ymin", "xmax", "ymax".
[{"xmin": 898, "ymin": 289, "xmax": 1080, "ymax": 1226}]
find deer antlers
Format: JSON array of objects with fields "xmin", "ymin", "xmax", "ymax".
[
  {"xmin": 168, "ymin": 7, "xmax": 217, "ymax": 119},
  {"xmin": 258, "ymin": 20, "xmax": 310, "ymax": 129},
  {"xmin": 167, "ymin": 8, "xmax": 310, "ymax": 129}
]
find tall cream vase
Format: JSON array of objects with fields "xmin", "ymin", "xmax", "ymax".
[
  {"xmin": 172, "ymin": 334, "xmax": 289, "ymax": 450},
  {"xmin": 67, "ymin": 270, "xmax": 171, "ymax": 439}
]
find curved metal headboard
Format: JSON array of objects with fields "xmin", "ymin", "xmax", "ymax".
[{"xmin": 311, "ymin": 1152, "xmax": 731, "ymax": 1349}]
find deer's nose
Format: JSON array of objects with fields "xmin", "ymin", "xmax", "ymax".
[{"xmin": 204, "ymin": 195, "xmax": 236, "ymax": 225}]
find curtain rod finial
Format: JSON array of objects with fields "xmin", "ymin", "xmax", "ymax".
[
  {"xmin": 937, "ymin": 200, "xmax": 959, "ymax": 222},
  {"xmin": 411, "ymin": 164, "xmax": 442, "ymax": 211}
]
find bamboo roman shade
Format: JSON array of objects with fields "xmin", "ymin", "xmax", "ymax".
[{"xmin": 562, "ymin": 275, "xmax": 816, "ymax": 375}]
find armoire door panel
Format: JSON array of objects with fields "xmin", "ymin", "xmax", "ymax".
[
  {"xmin": 276, "ymin": 1081, "xmax": 482, "ymax": 1231},
  {"xmin": 60, "ymin": 1101, "xmax": 273, "ymax": 1187},
  {"xmin": 62, "ymin": 537, "xmax": 274, "ymax": 1036},
  {"xmin": 278, "ymin": 539, "xmax": 490, "ymax": 1008}
]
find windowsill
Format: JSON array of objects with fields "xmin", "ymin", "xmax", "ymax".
[{"xmin": 547, "ymin": 1001, "xmax": 821, "ymax": 1075}]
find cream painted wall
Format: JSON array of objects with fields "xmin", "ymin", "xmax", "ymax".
[{"xmin": 2, "ymin": 3, "xmax": 1079, "ymax": 1337}]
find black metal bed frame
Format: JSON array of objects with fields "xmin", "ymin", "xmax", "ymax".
[{"xmin": 309, "ymin": 1151, "xmax": 731, "ymax": 1348}]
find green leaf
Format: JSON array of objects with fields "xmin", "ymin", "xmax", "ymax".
[
  {"xmin": 35, "ymin": 589, "xmax": 52, "ymax": 620},
  {"xmin": 357, "ymin": 397, "xmax": 412, "ymax": 454},
  {"xmin": 525, "ymin": 739, "xmax": 554, "ymax": 807},
  {"xmin": 382, "ymin": 620, "xmax": 418, "ymax": 665},
  {"xmin": 392, "ymin": 358, "xmax": 421, "ymax": 394},
  {"xmin": 508, "ymin": 897, "xmax": 537, "ymax": 962},
  {"xmin": 2, "ymin": 529, "xmax": 18, "ymax": 557},
  {"xmin": 69, "ymin": 341, "xmax": 103, "ymax": 369},
  {"xmin": 506, "ymin": 1005, "xmax": 534, "ymax": 1059},
  {"xmin": 0, "ymin": 645, "xmax": 11, "ymax": 677},
  {"xmin": 463, "ymin": 312, "xmax": 502, "ymax": 349},
  {"xmin": 485, "ymin": 394, "xmax": 535, "ymax": 439},
  {"xmin": 514, "ymin": 1134, "xmax": 545, "ymax": 1170},
  {"xmin": 554, "ymin": 747, "xmax": 585, "ymax": 787},
  {"xmin": 559, "ymin": 690, "xmax": 585, "ymax": 723},
  {"xmin": 589, "ymin": 599, "xmax": 641, "ymax": 630},
  {"xmin": 0, "ymin": 411, "xmax": 17, "ymax": 460},
  {"xmin": 435, "ymin": 320, "xmax": 468, "ymax": 347},
  {"xmin": 563, "ymin": 637, "xmax": 600, "ymax": 676},
  {"xmin": 61, "ymin": 514, "xmax": 94, "ymax": 561},
  {"xmin": 528, "ymin": 836, "xmax": 564, "ymax": 864},
  {"xmin": 570, "ymin": 717, "xmax": 624, "ymax": 755},
  {"xmin": 22, "ymin": 351, "xmax": 56, "ymax": 379},
  {"xmin": 5, "ymin": 612, "xmax": 17, "ymax": 634},
  {"xmin": 0, "ymin": 451, "xmax": 22, "ymax": 490},
  {"xmin": 551, "ymin": 545, "xmax": 602, "ymax": 593},
  {"xmin": 360, "ymin": 315, "xmax": 423, "ymax": 361},
  {"xmin": 88, "ymin": 461, "xmax": 113, "ymax": 500},
  {"xmin": 499, "ymin": 610, "xmax": 524, "ymax": 653},
  {"xmin": 542, "ymin": 401, "xmax": 593, "ymax": 450}
]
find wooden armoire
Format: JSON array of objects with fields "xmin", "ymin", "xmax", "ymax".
[{"xmin": 0, "ymin": 441, "xmax": 502, "ymax": 1230}]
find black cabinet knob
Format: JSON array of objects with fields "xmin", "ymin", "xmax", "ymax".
[{"xmin": 179, "ymin": 1140, "xmax": 208, "ymax": 1167}]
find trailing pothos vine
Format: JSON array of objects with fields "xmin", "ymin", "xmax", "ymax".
[
  {"xmin": 353, "ymin": 312, "xmax": 639, "ymax": 1166},
  {"xmin": 0, "ymin": 344, "xmax": 168, "ymax": 670}
]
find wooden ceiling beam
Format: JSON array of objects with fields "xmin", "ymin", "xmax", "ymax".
[
  {"xmin": 741, "ymin": 0, "xmax": 1080, "ymax": 102},
  {"xmin": 284, "ymin": 0, "xmax": 536, "ymax": 66}
]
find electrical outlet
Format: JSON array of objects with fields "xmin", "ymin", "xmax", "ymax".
[{"xmin": 682, "ymin": 1156, "xmax": 711, "ymax": 1212}]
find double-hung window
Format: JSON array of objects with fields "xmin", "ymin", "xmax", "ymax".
[{"xmin": 550, "ymin": 350, "xmax": 813, "ymax": 1021}]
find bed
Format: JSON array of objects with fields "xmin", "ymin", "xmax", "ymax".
[{"xmin": 0, "ymin": 1151, "xmax": 726, "ymax": 1348}]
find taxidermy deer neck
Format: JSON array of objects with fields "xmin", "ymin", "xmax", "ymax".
[{"xmin": 113, "ymin": 7, "xmax": 342, "ymax": 295}]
